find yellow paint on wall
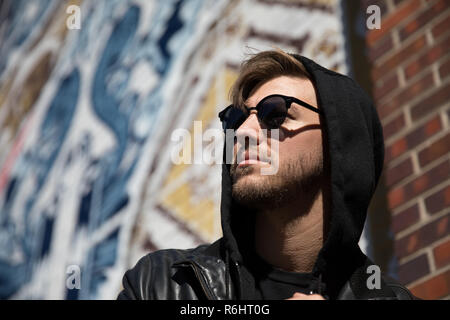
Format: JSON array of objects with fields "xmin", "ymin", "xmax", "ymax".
[
  {"xmin": 161, "ymin": 182, "xmax": 216, "ymax": 238},
  {"xmin": 160, "ymin": 67, "xmax": 238, "ymax": 241},
  {"xmin": 0, "ymin": 77, "xmax": 13, "ymax": 112}
]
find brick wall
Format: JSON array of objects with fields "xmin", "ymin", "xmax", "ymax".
[{"xmin": 366, "ymin": 0, "xmax": 450, "ymax": 300}]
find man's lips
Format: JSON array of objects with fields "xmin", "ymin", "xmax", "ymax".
[
  {"xmin": 236, "ymin": 150, "xmax": 269, "ymax": 167},
  {"xmin": 237, "ymin": 159, "xmax": 265, "ymax": 167}
]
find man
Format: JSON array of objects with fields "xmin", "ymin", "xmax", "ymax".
[{"xmin": 117, "ymin": 50, "xmax": 416, "ymax": 300}]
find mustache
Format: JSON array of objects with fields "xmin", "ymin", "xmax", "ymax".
[{"xmin": 234, "ymin": 146, "xmax": 272, "ymax": 164}]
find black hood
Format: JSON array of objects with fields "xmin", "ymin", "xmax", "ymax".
[{"xmin": 219, "ymin": 55, "xmax": 385, "ymax": 299}]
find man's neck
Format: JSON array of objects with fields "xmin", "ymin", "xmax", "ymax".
[{"xmin": 254, "ymin": 187, "xmax": 328, "ymax": 274}]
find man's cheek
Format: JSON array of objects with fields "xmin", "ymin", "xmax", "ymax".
[{"xmin": 261, "ymin": 130, "xmax": 279, "ymax": 176}]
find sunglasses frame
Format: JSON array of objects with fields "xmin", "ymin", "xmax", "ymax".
[{"xmin": 218, "ymin": 94, "xmax": 323, "ymax": 130}]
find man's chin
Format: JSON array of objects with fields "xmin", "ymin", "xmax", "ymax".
[
  {"xmin": 232, "ymin": 172, "xmax": 263, "ymax": 187},
  {"xmin": 231, "ymin": 171, "xmax": 277, "ymax": 208}
]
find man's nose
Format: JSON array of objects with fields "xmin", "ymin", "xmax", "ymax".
[{"xmin": 235, "ymin": 113, "xmax": 261, "ymax": 148}]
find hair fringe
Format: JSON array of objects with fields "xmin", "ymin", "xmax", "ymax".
[{"xmin": 229, "ymin": 49, "xmax": 310, "ymax": 109}]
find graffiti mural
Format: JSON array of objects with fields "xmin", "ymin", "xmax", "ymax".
[{"xmin": 0, "ymin": 0, "xmax": 354, "ymax": 299}]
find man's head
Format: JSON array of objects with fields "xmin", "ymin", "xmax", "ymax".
[{"xmin": 228, "ymin": 50, "xmax": 328, "ymax": 210}]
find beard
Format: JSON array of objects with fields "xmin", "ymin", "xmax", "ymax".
[{"xmin": 230, "ymin": 151, "xmax": 324, "ymax": 210}]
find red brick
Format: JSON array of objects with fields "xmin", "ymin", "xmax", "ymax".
[
  {"xmin": 405, "ymin": 115, "xmax": 442, "ymax": 149},
  {"xmin": 383, "ymin": 112, "xmax": 406, "ymax": 140},
  {"xmin": 377, "ymin": 71, "xmax": 434, "ymax": 119},
  {"xmin": 392, "ymin": 203, "xmax": 421, "ymax": 233},
  {"xmin": 398, "ymin": 253, "xmax": 430, "ymax": 284},
  {"xmin": 431, "ymin": 11, "xmax": 450, "ymax": 40},
  {"xmin": 433, "ymin": 238, "xmax": 450, "ymax": 269},
  {"xmin": 388, "ymin": 186, "xmax": 406, "ymax": 209},
  {"xmin": 425, "ymin": 184, "xmax": 450, "ymax": 215},
  {"xmin": 385, "ymin": 156, "xmax": 414, "ymax": 187},
  {"xmin": 395, "ymin": 213, "xmax": 450, "ymax": 259},
  {"xmin": 439, "ymin": 57, "xmax": 450, "ymax": 80},
  {"xmin": 410, "ymin": 269, "xmax": 450, "ymax": 299},
  {"xmin": 374, "ymin": 73, "xmax": 399, "ymax": 101},
  {"xmin": 385, "ymin": 115, "xmax": 442, "ymax": 162},
  {"xmin": 367, "ymin": 0, "xmax": 422, "ymax": 46},
  {"xmin": 388, "ymin": 160, "xmax": 449, "ymax": 209},
  {"xmin": 399, "ymin": 0, "xmax": 448, "ymax": 42},
  {"xmin": 385, "ymin": 138, "xmax": 408, "ymax": 163},
  {"xmin": 411, "ymin": 82, "xmax": 450, "ymax": 121},
  {"xmin": 418, "ymin": 132, "xmax": 450, "ymax": 167},
  {"xmin": 368, "ymin": 34, "xmax": 394, "ymax": 63},
  {"xmin": 372, "ymin": 35, "xmax": 427, "ymax": 82},
  {"xmin": 404, "ymin": 34, "xmax": 450, "ymax": 80}
]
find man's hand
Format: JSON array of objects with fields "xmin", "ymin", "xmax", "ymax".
[{"xmin": 286, "ymin": 292, "xmax": 325, "ymax": 300}]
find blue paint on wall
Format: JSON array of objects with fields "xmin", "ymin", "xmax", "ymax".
[{"xmin": 0, "ymin": 0, "xmax": 207, "ymax": 299}]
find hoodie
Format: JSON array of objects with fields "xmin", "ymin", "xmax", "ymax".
[{"xmin": 219, "ymin": 54, "xmax": 389, "ymax": 299}]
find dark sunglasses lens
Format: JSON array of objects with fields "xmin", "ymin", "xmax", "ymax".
[
  {"xmin": 221, "ymin": 107, "xmax": 246, "ymax": 130},
  {"xmin": 258, "ymin": 96, "xmax": 287, "ymax": 128}
]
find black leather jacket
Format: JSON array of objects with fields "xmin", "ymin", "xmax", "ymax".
[{"xmin": 117, "ymin": 239, "xmax": 416, "ymax": 300}]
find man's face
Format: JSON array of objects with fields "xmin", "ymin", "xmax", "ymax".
[{"xmin": 230, "ymin": 75, "xmax": 324, "ymax": 209}]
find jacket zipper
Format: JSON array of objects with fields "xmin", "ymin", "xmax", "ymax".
[
  {"xmin": 190, "ymin": 262, "xmax": 215, "ymax": 300},
  {"xmin": 174, "ymin": 261, "xmax": 216, "ymax": 300}
]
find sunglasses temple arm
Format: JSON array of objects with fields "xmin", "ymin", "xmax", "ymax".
[{"xmin": 292, "ymin": 98, "xmax": 324, "ymax": 115}]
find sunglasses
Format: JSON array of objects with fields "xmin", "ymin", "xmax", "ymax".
[{"xmin": 218, "ymin": 94, "xmax": 323, "ymax": 131}]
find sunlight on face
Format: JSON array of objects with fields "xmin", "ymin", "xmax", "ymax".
[{"xmin": 230, "ymin": 76, "xmax": 324, "ymax": 208}]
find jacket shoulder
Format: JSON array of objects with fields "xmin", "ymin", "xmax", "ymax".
[
  {"xmin": 382, "ymin": 274, "xmax": 419, "ymax": 300},
  {"xmin": 338, "ymin": 252, "xmax": 418, "ymax": 300},
  {"xmin": 117, "ymin": 244, "xmax": 211, "ymax": 300}
]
